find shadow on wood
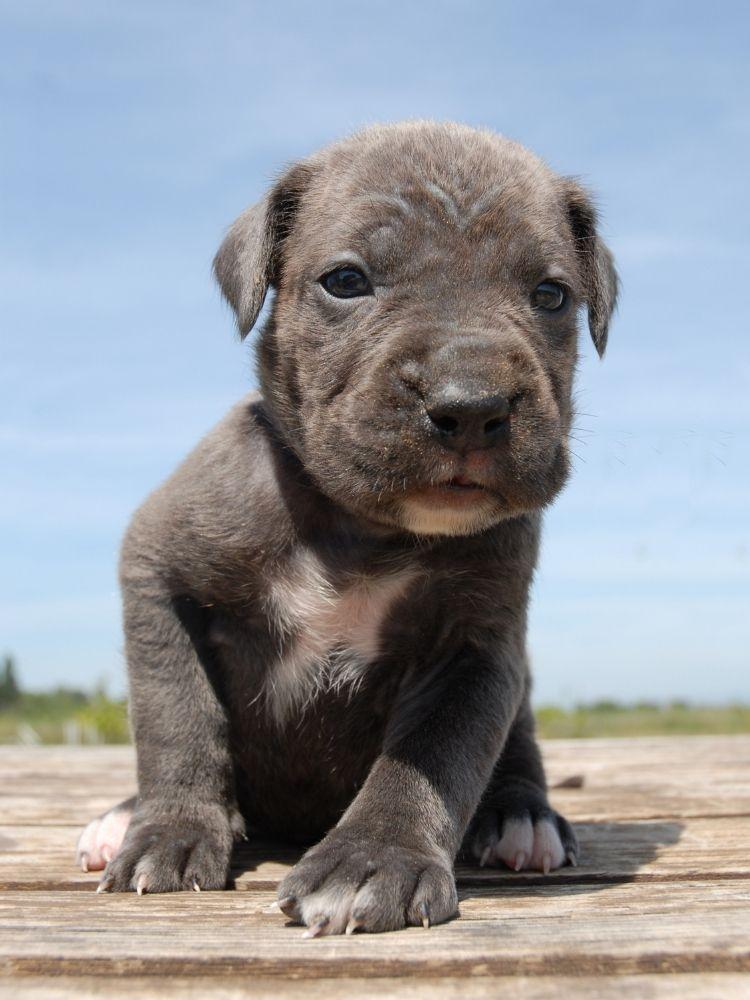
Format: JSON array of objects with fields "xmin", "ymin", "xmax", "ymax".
[{"xmin": 227, "ymin": 819, "xmax": 685, "ymax": 898}]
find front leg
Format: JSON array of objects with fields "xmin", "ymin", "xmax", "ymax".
[
  {"xmin": 277, "ymin": 643, "xmax": 525, "ymax": 934},
  {"xmin": 466, "ymin": 692, "xmax": 579, "ymax": 872},
  {"xmin": 97, "ymin": 559, "xmax": 242, "ymax": 894}
]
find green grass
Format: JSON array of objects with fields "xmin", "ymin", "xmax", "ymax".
[
  {"xmin": 1, "ymin": 691, "xmax": 749, "ymax": 744},
  {"xmin": 0, "ymin": 689, "xmax": 130, "ymax": 744},
  {"xmin": 535, "ymin": 700, "xmax": 750, "ymax": 738}
]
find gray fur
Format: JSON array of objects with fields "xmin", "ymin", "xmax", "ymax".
[{"xmin": 89, "ymin": 121, "xmax": 617, "ymax": 932}]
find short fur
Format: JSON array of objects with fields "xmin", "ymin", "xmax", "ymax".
[{"xmin": 81, "ymin": 121, "xmax": 617, "ymax": 934}]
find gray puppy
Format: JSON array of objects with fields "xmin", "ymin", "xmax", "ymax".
[{"xmin": 76, "ymin": 121, "xmax": 617, "ymax": 936}]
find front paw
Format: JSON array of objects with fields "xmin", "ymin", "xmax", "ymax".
[
  {"xmin": 469, "ymin": 781, "xmax": 578, "ymax": 873},
  {"xmin": 98, "ymin": 804, "xmax": 233, "ymax": 894},
  {"xmin": 276, "ymin": 827, "xmax": 458, "ymax": 935}
]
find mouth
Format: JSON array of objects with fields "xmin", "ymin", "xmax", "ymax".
[
  {"xmin": 442, "ymin": 475, "xmax": 486, "ymax": 491},
  {"xmin": 414, "ymin": 474, "xmax": 492, "ymax": 507}
]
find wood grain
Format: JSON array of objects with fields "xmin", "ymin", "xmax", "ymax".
[
  {"xmin": 1, "ymin": 737, "xmax": 749, "ymax": 998},
  {"xmin": 0, "ymin": 816, "xmax": 748, "ymax": 891},
  {"xmin": 1, "ymin": 974, "xmax": 749, "ymax": 1000}
]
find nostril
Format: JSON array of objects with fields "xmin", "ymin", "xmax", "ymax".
[
  {"xmin": 483, "ymin": 397, "xmax": 511, "ymax": 436},
  {"xmin": 483, "ymin": 415, "xmax": 506, "ymax": 435},
  {"xmin": 429, "ymin": 413, "xmax": 460, "ymax": 435}
]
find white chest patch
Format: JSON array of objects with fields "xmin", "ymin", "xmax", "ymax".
[{"xmin": 262, "ymin": 549, "xmax": 417, "ymax": 724}]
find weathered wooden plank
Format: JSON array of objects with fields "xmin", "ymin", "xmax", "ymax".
[
  {"xmin": 1, "ymin": 972, "xmax": 749, "ymax": 999},
  {"xmin": 542, "ymin": 735, "xmax": 750, "ymax": 821},
  {"xmin": 0, "ymin": 747, "xmax": 137, "ymax": 826},
  {"xmin": 1, "ymin": 816, "xmax": 748, "ymax": 892},
  {"xmin": 0, "ymin": 882, "xmax": 748, "ymax": 976},
  {"xmin": 2, "ymin": 740, "xmax": 749, "ymax": 997},
  {"xmin": 2, "ymin": 737, "xmax": 749, "ymax": 827}
]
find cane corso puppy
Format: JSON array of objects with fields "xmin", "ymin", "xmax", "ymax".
[{"xmin": 76, "ymin": 121, "xmax": 617, "ymax": 935}]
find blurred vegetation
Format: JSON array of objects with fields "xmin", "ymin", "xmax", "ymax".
[
  {"xmin": 0, "ymin": 653, "xmax": 748, "ymax": 743},
  {"xmin": 535, "ymin": 700, "xmax": 750, "ymax": 738},
  {"xmin": 0, "ymin": 654, "xmax": 129, "ymax": 744}
]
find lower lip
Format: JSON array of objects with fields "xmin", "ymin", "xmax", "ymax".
[{"xmin": 416, "ymin": 484, "xmax": 489, "ymax": 507}]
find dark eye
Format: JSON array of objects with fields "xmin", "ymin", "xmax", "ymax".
[
  {"xmin": 532, "ymin": 281, "xmax": 567, "ymax": 311},
  {"xmin": 320, "ymin": 266, "xmax": 373, "ymax": 298}
]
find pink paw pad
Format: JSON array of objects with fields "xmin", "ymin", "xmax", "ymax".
[
  {"xmin": 477, "ymin": 816, "xmax": 567, "ymax": 873},
  {"xmin": 75, "ymin": 803, "xmax": 133, "ymax": 872}
]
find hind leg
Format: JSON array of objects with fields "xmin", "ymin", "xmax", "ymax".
[
  {"xmin": 466, "ymin": 696, "xmax": 578, "ymax": 872},
  {"xmin": 75, "ymin": 797, "xmax": 135, "ymax": 872}
]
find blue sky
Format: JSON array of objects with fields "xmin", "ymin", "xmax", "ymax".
[{"xmin": 2, "ymin": 1, "xmax": 748, "ymax": 703}]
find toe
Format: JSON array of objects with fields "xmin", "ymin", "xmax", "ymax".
[
  {"xmin": 182, "ymin": 837, "xmax": 229, "ymax": 891},
  {"xmin": 348, "ymin": 864, "xmax": 415, "ymax": 934},
  {"xmin": 76, "ymin": 817, "xmax": 105, "ymax": 871},
  {"xmin": 277, "ymin": 844, "xmax": 344, "ymax": 917},
  {"xmin": 76, "ymin": 803, "xmax": 133, "ymax": 873},
  {"xmin": 407, "ymin": 864, "xmax": 458, "ymax": 928},
  {"xmin": 529, "ymin": 817, "xmax": 566, "ymax": 873},
  {"xmin": 131, "ymin": 835, "xmax": 191, "ymax": 893},
  {"xmin": 555, "ymin": 812, "xmax": 580, "ymax": 866},
  {"xmin": 495, "ymin": 815, "xmax": 535, "ymax": 870},
  {"xmin": 297, "ymin": 879, "xmax": 358, "ymax": 936}
]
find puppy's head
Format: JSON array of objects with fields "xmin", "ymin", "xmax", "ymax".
[{"xmin": 215, "ymin": 122, "xmax": 618, "ymax": 536}]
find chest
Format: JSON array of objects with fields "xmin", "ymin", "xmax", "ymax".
[{"xmin": 261, "ymin": 549, "xmax": 418, "ymax": 723}]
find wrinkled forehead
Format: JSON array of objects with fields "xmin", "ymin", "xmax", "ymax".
[{"xmin": 291, "ymin": 137, "xmax": 576, "ymax": 276}]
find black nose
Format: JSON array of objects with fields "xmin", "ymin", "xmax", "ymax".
[{"xmin": 425, "ymin": 386, "xmax": 510, "ymax": 450}]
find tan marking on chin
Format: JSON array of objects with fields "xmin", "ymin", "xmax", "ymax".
[{"xmin": 399, "ymin": 497, "xmax": 501, "ymax": 537}]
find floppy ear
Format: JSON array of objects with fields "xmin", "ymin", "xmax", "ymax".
[
  {"xmin": 213, "ymin": 162, "xmax": 314, "ymax": 337},
  {"xmin": 561, "ymin": 180, "xmax": 619, "ymax": 357}
]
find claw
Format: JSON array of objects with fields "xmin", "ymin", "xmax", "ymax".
[
  {"xmin": 302, "ymin": 918, "xmax": 329, "ymax": 939},
  {"xmin": 479, "ymin": 845, "xmax": 493, "ymax": 868},
  {"xmin": 263, "ymin": 900, "xmax": 281, "ymax": 914},
  {"xmin": 192, "ymin": 879, "xmax": 201, "ymax": 892},
  {"xmin": 566, "ymin": 850, "xmax": 578, "ymax": 867},
  {"xmin": 79, "ymin": 852, "xmax": 89, "ymax": 873},
  {"xmin": 418, "ymin": 900, "xmax": 430, "ymax": 929},
  {"xmin": 136, "ymin": 874, "xmax": 148, "ymax": 896},
  {"xmin": 513, "ymin": 851, "xmax": 526, "ymax": 872},
  {"xmin": 345, "ymin": 918, "xmax": 363, "ymax": 935},
  {"xmin": 542, "ymin": 852, "xmax": 552, "ymax": 875},
  {"xmin": 278, "ymin": 895, "xmax": 297, "ymax": 917},
  {"xmin": 102, "ymin": 848, "xmax": 113, "ymax": 864},
  {"xmin": 96, "ymin": 875, "xmax": 113, "ymax": 894}
]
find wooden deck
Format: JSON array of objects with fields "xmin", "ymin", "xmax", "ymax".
[{"xmin": 1, "ymin": 736, "xmax": 749, "ymax": 998}]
